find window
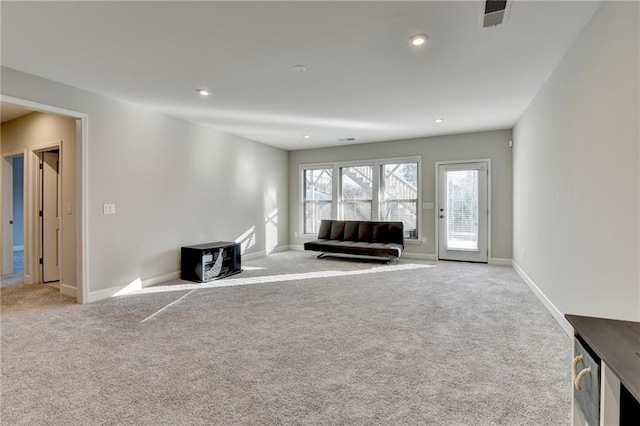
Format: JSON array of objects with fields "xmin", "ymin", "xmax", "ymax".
[
  {"xmin": 303, "ymin": 168, "xmax": 333, "ymax": 234},
  {"xmin": 380, "ymin": 162, "xmax": 418, "ymax": 239},
  {"xmin": 446, "ymin": 169, "xmax": 479, "ymax": 250},
  {"xmin": 340, "ymin": 165, "xmax": 373, "ymax": 220},
  {"xmin": 301, "ymin": 157, "xmax": 420, "ymax": 239}
]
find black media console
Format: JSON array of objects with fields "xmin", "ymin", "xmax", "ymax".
[{"xmin": 181, "ymin": 241, "xmax": 242, "ymax": 283}]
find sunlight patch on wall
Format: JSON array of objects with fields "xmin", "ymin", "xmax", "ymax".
[
  {"xmin": 235, "ymin": 226, "xmax": 256, "ymax": 255},
  {"xmin": 265, "ymin": 208, "xmax": 278, "ymax": 254}
]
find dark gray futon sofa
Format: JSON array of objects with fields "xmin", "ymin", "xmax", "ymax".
[{"xmin": 304, "ymin": 220, "xmax": 404, "ymax": 262}]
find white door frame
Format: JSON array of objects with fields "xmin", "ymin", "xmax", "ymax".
[
  {"xmin": 21, "ymin": 142, "xmax": 61, "ymax": 286},
  {"xmin": 435, "ymin": 159, "xmax": 491, "ymax": 262},
  {"xmin": 1, "ymin": 95, "xmax": 89, "ymax": 303},
  {"xmin": 36, "ymin": 145, "xmax": 62, "ymax": 283}
]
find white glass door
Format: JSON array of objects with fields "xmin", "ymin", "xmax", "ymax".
[{"xmin": 437, "ymin": 162, "xmax": 488, "ymax": 262}]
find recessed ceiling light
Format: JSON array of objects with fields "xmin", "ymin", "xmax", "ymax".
[
  {"xmin": 409, "ymin": 33, "xmax": 429, "ymax": 46},
  {"xmin": 293, "ymin": 65, "xmax": 306, "ymax": 72},
  {"xmin": 303, "ymin": 135, "xmax": 310, "ymax": 139},
  {"xmin": 197, "ymin": 89, "xmax": 210, "ymax": 96},
  {"xmin": 434, "ymin": 118, "xmax": 444, "ymax": 123}
]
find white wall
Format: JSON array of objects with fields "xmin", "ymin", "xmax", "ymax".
[
  {"xmin": 1, "ymin": 67, "xmax": 289, "ymax": 301},
  {"xmin": 289, "ymin": 129, "xmax": 513, "ymax": 260},
  {"xmin": 513, "ymin": 1, "xmax": 639, "ymax": 321}
]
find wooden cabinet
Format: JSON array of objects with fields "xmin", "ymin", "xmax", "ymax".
[
  {"xmin": 181, "ymin": 241, "xmax": 242, "ymax": 283},
  {"xmin": 566, "ymin": 315, "xmax": 640, "ymax": 426}
]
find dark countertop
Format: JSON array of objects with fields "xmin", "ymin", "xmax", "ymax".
[
  {"xmin": 565, "ymin": 314, "xmax": 640, "ymax": 402},
  {"xmin": 182, "ymin": 241, "xmax": 238, "ymax": 250}
]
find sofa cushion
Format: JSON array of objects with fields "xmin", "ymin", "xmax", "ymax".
[
  {"xmin": 388, "ymin": 222, "xmax": 404, "ymax": 244},
  {"xmin": 343, "ymin": 222, "xmax": 359, "ymax": 241},
  {"xmin": 357, "ymin": 222, "xmax": 373, "ymax": 242},
  {"xmin": 317, "ymin": 220, "xmax": 333, "ymax": 239},
  {"xmin": 372, "ymin": 223, "xmax": 389, "ymax": 242},
  {"xmin": 330, "ymin": 221, "xmax": 346, "ymax": 240}
]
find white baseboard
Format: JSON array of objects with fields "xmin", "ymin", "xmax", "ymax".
[
  {"xmin": 489, "ymin": 257, "xmax": 512, "ymax": 266},
  {"xmin": 512, "ymin": 261, "xmax": 572, "ymax": 337},
  {"xmin": 268, "ymin": 245, "xmax": 290, "ymax": 254},
  {"xmin": 243, "ymin": 250, "xmax": 266, "ymax": 261},
  {"xmin": 87, "ymin": 271, "xmax": 181, "ymax": 303},
  {"xmin": 402, "ymin": 252, "xmax": 437, "ymax": 260},
  {"xmin": 24, "ymin": 274, "xmax": 33, "ymax": 284},
  {"xmin": 87, "ymin": 285, "xmax": 122, "ymax": 303},
  {"xmin": 60, "ymin": 284, "xmax": 77, "ymax": 298},
  {"xmin": 289, "ymin": 245, "xmax": 305, "ymax": 251},
  {"xmin": 142, "ymin": 271, "xmax": 180, "ymax": 288},
  {"xmin": 243, "ymin": 246, "xmax": 290, "ymax": 259}
]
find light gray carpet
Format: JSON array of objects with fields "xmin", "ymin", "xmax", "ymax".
[
  {"xmin": 1, "ymin": 251, "xmax": 571, "ymax": 425},
  {"xmin": 0, "ymin": 273, "xmax": 25, "ymax": 288}
]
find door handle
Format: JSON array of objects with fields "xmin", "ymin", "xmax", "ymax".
[
  {"xmin": 572, "ymin": 355, "xmax": 583, "ymax": 380},
  {"xmin": 574, "ymin": 366, "xmax": 591, "ymax": 390},
  {"xmin": 9, "ymin": 220, "xmax": 13, "ymax": 225},
  {"xmin": 572, "ymin": 354, "xmax": 592, "ymax": 391}
]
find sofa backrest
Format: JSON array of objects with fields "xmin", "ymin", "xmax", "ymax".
[{"xmin": 317, "ymin": 220, "xmax": 404, "ymax": 247}]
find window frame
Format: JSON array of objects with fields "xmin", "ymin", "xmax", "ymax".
[
  {"xmin": 379, "ymin": 160, "xmax": 420, "ymax": 239},
  {"xmin": 299, "ymin": 156, "xmax": 421, "ymax": 241},
  {"xmin": 300, "ymin": 164, "xmax": 335, "ymax": 236},
  {"xmin": 339, "ymin": 163, "xmax": 375, "ymax": 221}
]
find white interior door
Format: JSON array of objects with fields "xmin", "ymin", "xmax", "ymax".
[
  {"xmin": 438, "ymin": 162, "xmax": 488, "ymax": 262},
  {"xmin": 42, "ymin": 151, "xmax": 60, "ymax": 282}
]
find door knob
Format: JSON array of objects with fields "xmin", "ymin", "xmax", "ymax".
[{"xmin": 439, "ymin": 215, "xmax": 445, "ymax": 219}]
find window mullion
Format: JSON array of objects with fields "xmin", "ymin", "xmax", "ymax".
[
  {"xmin": 372, "ymin": 161, "xmax": 380, "ymax": 221},
  {"xmin": 333, "ymin": 164, "xmax": 340, "ymax": 220}
]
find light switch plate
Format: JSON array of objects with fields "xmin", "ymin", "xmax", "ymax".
[{"xmin": 103, "ymin": 204, "xmax": 116, "ymax": 215}]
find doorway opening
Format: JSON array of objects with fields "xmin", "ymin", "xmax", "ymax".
[
  {"xmin": 1, "ymin": 154, "xmax": 25, "ymax": 281},
  {"xmin": 39, "ymin": 148, "xmax": 61, "ymax": 284},
  {"xmin": 12, "ymin": 155, "xmax": 24, "ymax": 275},
  {"xmin": 1, "ymin": 96, "xmax": 88, "ymax": 303}
]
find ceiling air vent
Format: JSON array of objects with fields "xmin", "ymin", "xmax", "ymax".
[{"xmin": 482, "ymin": 0, "xmax": 510, "ymax": 28}]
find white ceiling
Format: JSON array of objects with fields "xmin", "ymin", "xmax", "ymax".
[{"xmin": 1, "ymin": 1, "xmax": 601, "ymax": 150}]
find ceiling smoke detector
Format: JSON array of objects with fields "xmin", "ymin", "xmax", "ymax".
[
  {"xmin": 293, "ymin": 65, "xmax": 306, "ymax": 72},
  {"xmin": 482, "ymin": 0, "xmax": 510, "ymax": 28}
]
